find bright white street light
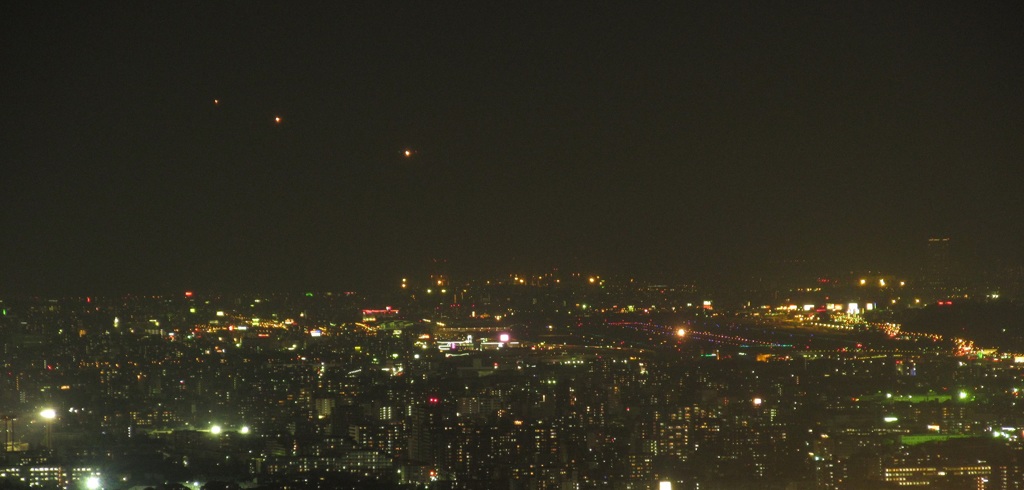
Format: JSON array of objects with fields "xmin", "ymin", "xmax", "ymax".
[
  {"xmin": 210, "ymin": 425, "xmax": 222, "ymax": 435},
  {"xmin": 85, "ymin": 476, "xmax": 101, "ymax": 490},
  {"xmin": 39, "ymin": 408, "xmax": 56, "ymax": 420}
]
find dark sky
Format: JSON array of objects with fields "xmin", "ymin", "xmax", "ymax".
[{"xmin": 2, "ymin": 2, "xmax": 1023, "ymax": 293}]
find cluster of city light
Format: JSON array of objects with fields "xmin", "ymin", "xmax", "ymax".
[
  {"xmin": 871, "ymin": 322, "xmax": 945, "ymax": 344},
  {"xmin": 207, "ymin": 424, "xmax": 250, "ymax": 435},
  {"xmin": 992, "ymin": 428, "xmax": 1019, "ymax": 440},
  {"xmin": 954, "ymin": 338, "xmax": 976, "ymax": 356},
  {"xmin": 857, "ymin": 277, "xmax": 907, "ymax": 287},
  {"xmin": 194, "ymin": 317, "xmax": 308, "ymax": 334}
]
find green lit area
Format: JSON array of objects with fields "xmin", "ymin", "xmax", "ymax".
[
  {"xmin": 864, "ymin": 393, "xmax": 954, "ymax": 404},
  {"xmin": 901, "ymin": 434, "xmax": 977, "ymax": 446},
  {"xmin": 893, "ymin": 394, "xmax": 953, "ymax": 404}
]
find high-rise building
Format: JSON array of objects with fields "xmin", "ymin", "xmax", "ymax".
[{"xmin": 926, "ymin": 237, "xmax": 952, "ymax": 296}]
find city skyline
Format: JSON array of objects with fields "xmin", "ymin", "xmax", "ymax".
[
  {"xmin": 1, "ymin": 276, "xmax": 1023, "ymax": 489},
  {"xmin": 3, "ymin": 3, "xmax": 1023, "ymax": 294},
  {"xmin": 4, "ymin": 5, "xmax": 1024, "ymax": 487}
]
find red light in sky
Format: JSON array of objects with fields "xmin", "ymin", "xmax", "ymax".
[{"xmin": 185, "ymin": 291, "xmax": 193, "ymax": 298}]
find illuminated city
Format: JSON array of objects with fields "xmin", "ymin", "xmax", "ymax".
[
  {"xmin": 3, "ymin": 265, "xmax": 1024, "ymax": 489},
  {"xmin": 3, "ymin": 2, "xmax": 1024, "ymax": 489}
]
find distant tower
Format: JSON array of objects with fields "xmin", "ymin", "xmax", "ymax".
[
  {"xmin": 429, "ymin": 258, "xmax": 449, "ymax": 288},
  {"xmin": 926, "ymin": 237, "xmax": 951, "ymax": 296}
]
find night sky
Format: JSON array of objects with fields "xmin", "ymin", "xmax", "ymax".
[{"xmin": 2, "ymin": 2, "xmax": 1023, "ymax": 293}]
